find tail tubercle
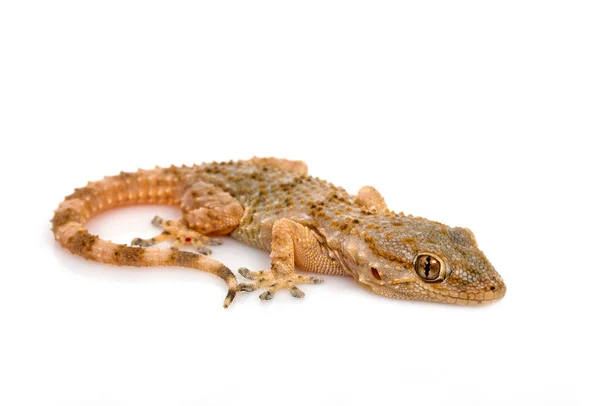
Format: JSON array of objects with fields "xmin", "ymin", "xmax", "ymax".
[{"xmin": 51, "ymin": 168, "xmax": 238, "ymax": 308}]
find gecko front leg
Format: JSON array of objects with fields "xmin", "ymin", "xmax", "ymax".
[
  {"xmin": 132, "ymin": 181, "xmax": 244, "ymax": 254},
  {"xmin": 238, "ymin": 218, "xmax": 345, "ymax": 300}
]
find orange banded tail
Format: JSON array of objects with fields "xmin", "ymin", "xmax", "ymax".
[{"xmin": 51, "ymin": 167, "xmax": 237, "ymax": 308}]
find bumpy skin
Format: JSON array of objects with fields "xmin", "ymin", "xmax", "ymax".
[{"xmin": 52, "ymin": 158, "xmax": 506, "ymax": 307}]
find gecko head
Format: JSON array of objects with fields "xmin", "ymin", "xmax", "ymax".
[{"xmin": 340, "ymin": 215, "xmax": 506, "ymax": 305}]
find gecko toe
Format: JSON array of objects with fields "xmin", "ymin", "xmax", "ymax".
[
  {"xmin": 197, "ymin": 247, "xmax": 212, "ymax": 255},
  {"xmin": 130, "ymin": 237, "xmax": 158, "ymax": 247},
  {"xmin": 259, "ymin": 290, "xmax": 274, "ymax": 300},
  {"xmin": 238, "ymin": 283, "xmax": 257, "ymax": 292},
  {"xmin": 151, "ymin": 215, "xmax": 164, "ymax": 226},
  {"xmin": 238, "ymin": 267, "xmax": 267, "ymax": 280},
  {"xmin": 131, "ymin": 237, "xmax": 143, "ymax": 246},
  {"xmin": 289, "ymin": 286, "xmax": 305, "ymax": 298}
]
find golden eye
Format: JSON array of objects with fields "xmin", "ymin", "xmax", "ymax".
[{"xmin": 414, "ymin": 254, "xmax": 445, "ymax": 282}]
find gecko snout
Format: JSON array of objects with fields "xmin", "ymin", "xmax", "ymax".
[{"xmin": 488, "ymin": 280, "xmax": 506, "ymax": 301}]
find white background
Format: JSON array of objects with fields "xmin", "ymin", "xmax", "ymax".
[{"xmin": 1, "ymin": 1, "xmax": 598, "ymax": 405}]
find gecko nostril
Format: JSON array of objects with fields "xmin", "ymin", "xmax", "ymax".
[{"xmin": 490, "ymin": 286, "xmax": 496, "ymax": 291}]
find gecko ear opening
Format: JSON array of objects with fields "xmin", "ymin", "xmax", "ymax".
[{"xmin": 371, "ymin": 267, "xmax": 382, "ymax": 280}]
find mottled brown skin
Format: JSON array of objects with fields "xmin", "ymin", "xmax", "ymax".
[{"xmin": 51, "ymin": 158, "xmax": 506, "ymax": 307}]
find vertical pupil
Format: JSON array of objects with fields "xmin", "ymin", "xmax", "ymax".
[{"xmin": 416, "ymin": 254, "xmax": 442, "ymax": 281}]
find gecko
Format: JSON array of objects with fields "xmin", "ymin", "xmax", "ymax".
[{"xmin": 51, "ymin": 157, "xmax": 506, "ymax": 307}]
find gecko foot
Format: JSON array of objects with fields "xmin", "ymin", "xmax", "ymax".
[
  {"xmin": 237, "ymin": 268, "xmax": 324, "ymax": 301},
  {"xmin": 131, "ymin": 215, "xmax": 222, "ymax": 255}
]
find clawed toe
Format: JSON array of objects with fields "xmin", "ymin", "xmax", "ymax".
[
  {"xmin": 131, "ymin": 237, "xmax": 144, "ymax": 246},
  {"xmin": 197, "ymin": 247, "xmax": 212, "ymax": 255},
  {"xmin": 309, "ymin": 277, "xmax": 324, "ymax": 285},
  {"xmin": 238, "ymin": 267, "xmax": 267, "ymax": 280},
  {"xmin": 259, "ymin": 290, "xmax": 274, "ymax": 300},
  {"xmin": 289, "ymin": 286, "xmax": 305, "ymax": 298},
  {"xmin": 238, "ymin": 283, "xmax": 258, "ymax": 292},
  {"xmin": 238, "ymin": 267, "xmax": 252, "ymax": 278},
  {"xmin": 131, "ymin": 233, "xmax": 169, "ymax": 247},
  {"xmin": 151, "ymin": 215, "xmax": 164, "ymax": 227}
]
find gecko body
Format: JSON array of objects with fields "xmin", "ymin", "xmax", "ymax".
[{"xmin": 52, "ymin": 158, "xmax": 506, "ymax": 307}]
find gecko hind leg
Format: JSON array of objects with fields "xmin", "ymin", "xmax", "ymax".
[
  {"xmin": 131, "ymin": 215, "xmax": 222, "ymax": 255},
  {"xmin": 132, "ymin": 181, "xmax": 243, "ymax": 254}
]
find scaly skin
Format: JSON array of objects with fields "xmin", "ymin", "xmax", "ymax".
[{"xmin": 51, "ymin": 157, "xmax": 506, "ymax": 307}]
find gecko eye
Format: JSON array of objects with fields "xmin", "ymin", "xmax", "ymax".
[{"xmin": 414, "ymin": 254, "xmax": 446, "ymax": 282}]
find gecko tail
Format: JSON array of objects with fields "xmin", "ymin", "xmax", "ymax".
[{"xmin": 51, "ymin": 168, "xmax": 238, "ymax": 308}]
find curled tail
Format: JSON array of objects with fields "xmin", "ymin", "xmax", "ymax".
[{"xmin": 51, "ymin": 167, "xmax": 238, "ymax": 307}]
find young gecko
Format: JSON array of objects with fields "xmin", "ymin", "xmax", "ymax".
[{"xmin": 51, "ymin": 157, "xmax": 506, "ymax": 307}]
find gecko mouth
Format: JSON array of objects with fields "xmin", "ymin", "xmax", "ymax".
[
  {"xmin": 375, "ymin": 277, "xmax": 507, "ymax": 304},
  {"xmin": 359, "ymin": 275, "xmax": 507, "ymax": 304},
  {"xmin": 422, "ymin": 280, "xmax": 507, "ymax": 305}
]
